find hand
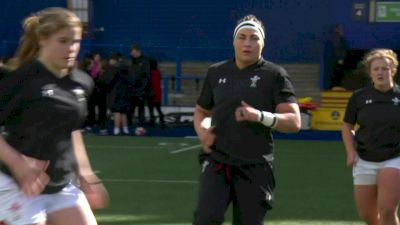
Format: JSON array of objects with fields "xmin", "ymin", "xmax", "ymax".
[
  {"xmin": 346, "ymin": 150, "xmax": 358, "ymax": 167},
  {"xmin": 10, "ymin": 155, "xmax": 49, "ymax": 196},
  {"xmin": 201, "ymin": 125, "xmax": 216, "ymax": 154},
  {"xmin": 235, "ymin": 100, "xmax": 260, "ymax": 122},
  {"xmin": 79, "ymin": 174, "xmax": 109, "ymax": 209}
]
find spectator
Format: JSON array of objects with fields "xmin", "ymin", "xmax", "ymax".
[
  {"xmin": 149, "ymin": 59, "xmax": 166, "ymax": 129},
  {"xmin": 105, "ymin": 53, "xmax": 131, "ymax": 135},
  {"xmin": 86, "ymin": 53, "xmax": 107, "ymax": 134},
  {"xmin": 130, "ymin": 44, "xmax": 152, "ymax": 126},
  {"xmin": 323, "ymin": 24, "xmax": 350, "ymax": 89}
]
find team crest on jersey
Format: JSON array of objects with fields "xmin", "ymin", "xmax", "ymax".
[
  {"xmin": 250, "ymin": 75, "xmax": 260, "ymax": 88},
  {"xmin": 71, "ymin": 88, "xmax": 87, "ymax": 102},
  {"xmin": 392, "ymin": 97, "xmax": 400, "ymax": 106},
  {"xmin": 41, "ymin": 84, "xmax": 55, "ymax": 97}
]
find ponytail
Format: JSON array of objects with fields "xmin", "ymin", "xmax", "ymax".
[{"xmin": 11, "ymin": 15, "xmax": 41, "ymax": 70}]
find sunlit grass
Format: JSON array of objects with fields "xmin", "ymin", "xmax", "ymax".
[
  {"xmin": 96, "ymin": 214, "xmax": 363, "ymax": 225},
  {"xmin": 84, "ymin": 136, "xmax": 363, "ymax": 225}
]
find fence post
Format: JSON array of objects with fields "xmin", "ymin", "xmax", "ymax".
[
  {"xmin": 175, "ymin": 46, "xmax": 182, "ymax": 93},
  {"xmin": 162, "ymin": 75, "xmax": 169, "ymax": 105}
]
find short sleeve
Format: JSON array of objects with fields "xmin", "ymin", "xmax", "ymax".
[
  {"xmin": 0, "ymin": 71, "xmax": 27, "ymax": 123},
  {"xmin": 273, "ymin": 67, "xmax": 297, "ymax": 105},
  {"xmin": 343, "ymin": 93, "xmax": 357, "ymax": 125},
  {"xmin": 196, "ymin": 69, "xmax": 214, "ymax": 110}
]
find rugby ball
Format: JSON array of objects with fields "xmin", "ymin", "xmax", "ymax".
[{"xmin": 134, "ymin": 127, "xmax": 146, "ymax": 136}]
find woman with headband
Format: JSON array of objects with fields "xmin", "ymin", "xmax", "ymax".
[{"xmin": 193, "ymin": 14, "xmax": 301, "ymax": 224}]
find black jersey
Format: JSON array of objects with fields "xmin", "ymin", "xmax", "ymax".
[
  {"xmin": 0, "ymin": 60, "xmax": 93, "ymax": 193},
  {"xmin": 0, "ymin": 66, "xmax": 8, "ymax": 80},
  {"xmin": 197, "ymin": 58, "xmax": 297, "ymax": 165},
  {"xmin": 344, "ymin": 84, "xmax": 400, "ymax": 162}
]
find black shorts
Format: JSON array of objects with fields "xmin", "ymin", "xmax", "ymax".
[{"xmin": 193, "ymin": 156, "xmax": 275, "ymax": 225}]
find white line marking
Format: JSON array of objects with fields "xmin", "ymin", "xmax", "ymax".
[
  {"xmin": 185, "ymin": 136, "xmax": 199, "ymax": 139},
  {"xmin": 86, "ymin": 145, "xmax": 166, "ymax": 149},
  {"xmin": 169, "ymin": 144, "xmax": 201, "ymax": 154},
  {"xmin": 102, "ymin": 178, "xmax": 198, "ymax": 184}
]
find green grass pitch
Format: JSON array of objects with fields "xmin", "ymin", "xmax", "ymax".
[{"xmin": 83, "ymin": 134, "xmax": 365, "ymax": 225}]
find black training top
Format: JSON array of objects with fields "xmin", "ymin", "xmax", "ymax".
[
  {"xmin": 344, "ymin": 84, "xmax": 400, "ymax": 162},
  {"xmin": 197, "ymin": 58, "xmax": 297, "ymax": 165},
  {"xmin": 0, "ymin": 66, "xmax": 8, "ymax": 81},
  {"xmin": 0, "ymin": 60, "xmax": 93, "ymax": 193}
]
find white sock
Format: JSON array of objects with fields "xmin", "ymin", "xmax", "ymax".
[
  {"xmin": 114, "ymin": 127, "xmax": 120, "ymax": 134},
  {"xmin": 123, "ymin": 126, "xmax": 129, "ymax": 133}
]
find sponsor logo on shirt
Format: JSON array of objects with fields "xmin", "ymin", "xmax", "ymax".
[
  {"xmin": 218, "ymin": 78, "xmax": 227, "ymax": 84},
  {"xmin": 365, "ymin": 99, "xmax": 373, "ymax": 104},
  {"xmin": 41, "ymin": 89, "xmax": 54, "ymax": 97},
  {"xmin": 71, "ymin": 88, "xmax": 87, "ymax": 102}
]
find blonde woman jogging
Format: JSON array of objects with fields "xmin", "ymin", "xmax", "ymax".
[
  {"xmin": 342, "ymin": 49, "xmax": 400, "ymax": 225},
  {"xmin": 0, "ymin": 7, "xmax": 108, "ymax": 225}
]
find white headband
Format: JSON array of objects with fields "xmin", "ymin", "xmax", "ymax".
[{"xmin": 233, "ymin": 20, "xmax": 265, "ymax": 40}]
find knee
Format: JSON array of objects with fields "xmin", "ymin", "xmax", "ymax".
[
  {"xmin": 378, "ymin": 204, "xmax": 398, "ymax": 223},
  {"xmin": 357, "ymin": 209, "xmax": 378, "ymax": 224}
]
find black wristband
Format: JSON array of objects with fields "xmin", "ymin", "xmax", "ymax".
[
  {"xmin": 259, "ymin": 110, "xmax": 264, "ymax": 122},
  {"xmin": 271, "ymin": 115, "xmax": 277, "ymax": 128}
]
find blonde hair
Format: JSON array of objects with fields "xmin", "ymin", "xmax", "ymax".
[
  {"xmin": 362, "ymin": 48, "xmax": 399, "ymax": 75},
  {"xmin": 11, "ymin": 7, "xmax": 81, "ymax": 70}
]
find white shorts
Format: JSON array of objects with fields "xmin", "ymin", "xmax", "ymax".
[
  {"xmin": 0, "ymin": 172, "xmax": 90, "ymax": 225},
  {"xmin": 353, "ymin": 156, "xmax": 400, "ymax": 185}
]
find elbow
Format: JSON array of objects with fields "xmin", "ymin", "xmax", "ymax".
[
  {"xmin": 289, "ymin": 122, "xmax": 301, "ymax": 133},
  {"xmin": 293, "ymin": 122, "xmax": 302, "ymax": 133},
  {"xmin": 287, "ymin": 118, "xmax": 302, "ymax": 133},
  {"xmin": 278, "ymin": 121, "xmax": 301, "ymax": 133}
]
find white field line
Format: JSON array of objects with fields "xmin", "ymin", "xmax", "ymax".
[
  {"xmin": 86, "ymin": 145, "xmax": 168, "ymax": 149},
  {"xmin": 102, "ymin": 178, "xmax": 198, "ymax": 184},
  {"xmin": 169, "ymin": 144, "xmax": 202, "ymax": 154}
]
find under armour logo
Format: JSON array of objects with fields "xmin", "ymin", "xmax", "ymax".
[
  {"xmin": 250, "ymin": 75, "xmax": 260, "ymax": 88},
  {"xmin": 392, "ymin": 97, "xmax": 400, "ymax": 106},
  {"xmin": 365, "ymin": 99, "xmax": 373, "ymax": 104},
  {"xmin": 219, "ymin": 78, "xmax": 226, "ymax": 84},
  {"xmin": 42, "ymin": 89, "xmax": 54, "ymax": 97}
]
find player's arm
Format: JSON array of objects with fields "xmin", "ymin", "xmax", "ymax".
[
  {"xmin": 342, "ymin": 122, "xmax": 358, "ymax": 166},
  {"xmin": 193, "ymin": 104, "xmax": 215, "ymax": 153},
  {"xmin": 0, "ymin": 72, "xmax": 49, "ymax": 196},
  {"xmin": 274, "ymin": 102, "xmax": 301, "ymax": 133},
  {"xmin": 236, "ymin": 101, "xmax": 300, "ymax": 133},
  {"xmin": 72, "ymin": 130, "xmax": 109, "ymax": 208},
  {"xmin": 0, "ymin": 136, "xmax": 49, "ymax": 196},
  {"xmin": 72, "ymin": 130, "xmax": 97, "ymax": 179}
]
